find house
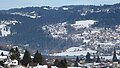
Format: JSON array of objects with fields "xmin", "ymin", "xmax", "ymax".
[
  {"xmin": 27, "ymin": 63, "xmax": 48, "ymax": 68},
  {"xmin": 27, "ymin": 62, "xmax": 38, "ymax": 68},
  {"xmin": 4, "ymin": 59, "xmax": 18, "ymax": 68},
  {"xmin": 0, "ymin": 55, "xmax": 8, "ymax": 66},
  {"xmin": 0, "ymin": 56, "xmax": 7, "ymax": 62}
]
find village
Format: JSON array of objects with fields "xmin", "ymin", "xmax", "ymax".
[
  {"xmin": 0, "ymin": 0, "xmax": 120, "ymax": 68},
  {"xmin": 0, "ymin": 46, "xmax": 119, "ymax": 68}
]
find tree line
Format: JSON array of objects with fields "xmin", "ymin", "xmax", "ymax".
[
  {"xmin": 9, "ymin": 47, "xmax": 42, "ymax": 66},
  {"xmin": 5, "ymin": 47, "xmax": 101, "ymax": 67}
]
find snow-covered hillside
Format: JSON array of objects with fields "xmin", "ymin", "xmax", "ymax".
[
  {"xmin": 0, "ymin": 20, "xmax": 19, "ymax": 37},
  {"xmin": 0, "ymin": 50, "xmax": 9, "ymax": 55},
  {"xmin": 51, "ymin": 47, "xmax": 97, "ymax": 56},
  {"xmin": 42, "ymin": 22, "xmax": 68, "ymax": 38},
  {"xmin": 42, "ymin": 18, "xmax": 120, "ymax": 55},
  {"xmin": 11, "ymin": 11, "xmax": 41, "ymax": 19},
  {"xmin": 42, "ymin": 20, "xmax": 97, "ymax": 39},
  {"xmin": 65, "ymin": 47, "xmax": 83, "ymax": 52}
]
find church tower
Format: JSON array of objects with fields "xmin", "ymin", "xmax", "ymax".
[{"xmin": 112, "ymin": 47, "xmax": 118, "ymax": 68}]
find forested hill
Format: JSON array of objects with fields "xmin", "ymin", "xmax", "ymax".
[{"xmin": 0, "ymin": 3, "xmax": 120, "ymax": 52}]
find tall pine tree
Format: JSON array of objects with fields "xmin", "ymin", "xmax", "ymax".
[
  {"xmin": 9, "ymin": 47, "xmax": 20, "ymax": 61},
  {"xmin": 1, "ymin": 52, "xmax": 4, "ymax": 56},
  {"xmin": 85, "ymin": 52, "xmax": 91, "ymax": 63},
  {"xmin": 60, "ymin": 59, "xmax": 67, "ymax": 68},
  {"xmin": 54, "ymin": 59, "xmax": 60, "ymax": 67},
  {"xmin": 21, "ymin": 50, "xmax": 31, "ymax": 66},
  {"xmin": 33, "ymin": 50, "xmax": 42, "ymax": 64},
  {"xmin": 96, "ymin": 56, "xmax": 101, "ymax": 63},
  {"xmin": 15, "ymin": 47, "xmax": 20, "ymax": 61},
  {"xmin": 74, "ymin": 56, "xmax": 79, "ymax": 67}
]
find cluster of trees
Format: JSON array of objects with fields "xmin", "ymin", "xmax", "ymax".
[
  {"xmin": 54, "ymin": 58, "xmax": 67, "ymax": 68},
  {"xmin": 74, "ymin": 52, "xmax": 101, "ymax": 67},
  {"xmin": 85, "ymin": 52, "xmax": 101, "ymax": 63},
  {"xmin": 9, "ymin": 47, "xmax": 42, "ymax": 66},
  {"xmin": 9, "ymin": 47, "xmax": 20, "ymax": 61}
]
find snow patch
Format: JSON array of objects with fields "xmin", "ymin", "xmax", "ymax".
[
  {"xmin": 43, "ymin": 7, "xmax": 49, "ymax": 10},
  {"xmin": 71, "ymin": 20, "xmax": 97, "ymax": 29},
  {"xmin": 51, "ymin": 48, "xmax": 97, "ymax": 56},
  {"xmin": 66, "ymin": 47, "xmax": 83, "ymax": 52},
  {"xmin": 63, "ymin": 7, "xmax": 69, "ymax": 10},
  {"xmin": 32, "ymin": 65, "xmax": 47, "ymax": 68},
  {"xmin": 81, "ymin": 13, "xmax": 86, "ymax": 16},
  {"xmin": 11, "ymin": 12, "xmax": 41, "ymax": 19},
  {"xmin": 0, "ymin": 20, "xmax": 19, "ymax": 37},
  {"xmin": 0, "ymin": 50, "xmax": 9, "ymax": 55}
]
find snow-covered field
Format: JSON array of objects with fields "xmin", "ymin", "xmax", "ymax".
[
  {"xmin": 71, "ymin": 20, "xmax": 97, "ymax": 29},
  {"xmin": 0, "ymin": 50, "xmax": 9, "ymax": 55},
  {"xmin": 50, "ymin": 46, "xmax": 120, "ymax": 61},
  {"xmin": 65, "ymin": 47, "xmax": 83, "ymax": 52},
  {"xmin": 51, "ymin": 50, "xmax": 96, "ymax": 56},
  {"xmin": 51, "ymin": 47, "xmax": 97, "ymax": 56}
]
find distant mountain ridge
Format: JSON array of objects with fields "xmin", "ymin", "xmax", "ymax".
[{"xmin": 0, "ymin": 3, "xmax": 120, "ymax": 53}]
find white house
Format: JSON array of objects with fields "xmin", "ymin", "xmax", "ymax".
[
  {"xmin": 4, "ymin": 59, "xmax": 18, "ymax": 68},
  {"xmin": 0, "ymin": 56, "xmax": 7, "ymax": 61}
]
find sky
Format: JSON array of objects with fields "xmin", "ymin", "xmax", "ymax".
[{"xmin": 0, "ymin": 0, "xmax": 120, "ymax": 10}]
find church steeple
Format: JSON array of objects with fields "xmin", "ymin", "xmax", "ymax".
[{"xmin": 112, "ymin": 47, "xmax": 118, "ymax": 62}]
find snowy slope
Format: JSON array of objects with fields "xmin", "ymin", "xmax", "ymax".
[
  {"xmin": 11, "ymin": 12, "xmax": 41, "ymax": 19},
  {"xmin": 42, "ymin": 20, "xmax": 97, "ymax": 39},
  {"xmin": 51, "ymin": 48, "xmax": 97, "ymax": 56},
  {"xmin": 65, "ymin": 47, "xmax": 83, "ymax": 52},
  {"xmin": 0, "ymin": 20, "xmax": 19, "ymax": 37},
  {"xmin": 0, "ymin": 50, "xmax": 9, "ymax": 55},
  {"xmin": 71, "ymin": 20, "xmax": 97, "ymax": 29},
  {"xmin": 51, "ymin": 50, "xmax": 97, "ymax": 56}
]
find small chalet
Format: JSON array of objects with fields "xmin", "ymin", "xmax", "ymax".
[{"xmin": 4, "ymin": 59, "xmax": 18, "ymax": 68}]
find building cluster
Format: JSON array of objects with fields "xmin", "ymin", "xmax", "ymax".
[
  {"xmin": 0, "ymin": 47, "xmax": 119, "ymax": 68},
  {"xmin": 70, "ymin": 47, "xmax": 119, "ymax": 68},
  {"xmin": 76, "ymin": 26, "xmax": 120, "ymax": 55}
]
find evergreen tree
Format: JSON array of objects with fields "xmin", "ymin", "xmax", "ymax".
[
  {"xmin": 93, "ymin": 55, "xmax": 96, "ymax": 62},
  {"xmin": 63, "ymin": 58, "xmax": 67, "ymax": 64},
  {"xmin": 54, "ymin": 59, "xmax": 60, "ymax": 67},
  {"xmin": 96, "ymin": 56, "xmax": 101, "ymax": 63},
  {"xmin": 9, "ymin": 48, "xmax": 14, "ymax": 58},
  {"xmin": 85, "ymin": 52, "xmax": 91, "ymax": 63},
  {"xmin": 21, "ymin": 50, "xmax": 31, "ymax": 66},
  {"xmin": 60, "ymin": 59, "xmax": 67, "ymax": 68},
  {"xmin": 9, "ymin": 47, "xmax": 20, "ymax": 61},
  {"xmin": 1, "ymin": 52, "xmax": 4, "ymax": 56},
  {"xmin": 33, "ymin": 50, "xmax": 42, "ymax": 64},
  {"xmin": 74, "ymin": 56, "xmax": 79, "ymax": 67},
  {"xmin": 15, "ymin": 47, "xmax": 20, "ymax": 61}
]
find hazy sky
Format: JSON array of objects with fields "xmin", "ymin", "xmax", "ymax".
[{"xmin": 0, "ymin": 0, "xmax": 120, "ymax": 10}]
